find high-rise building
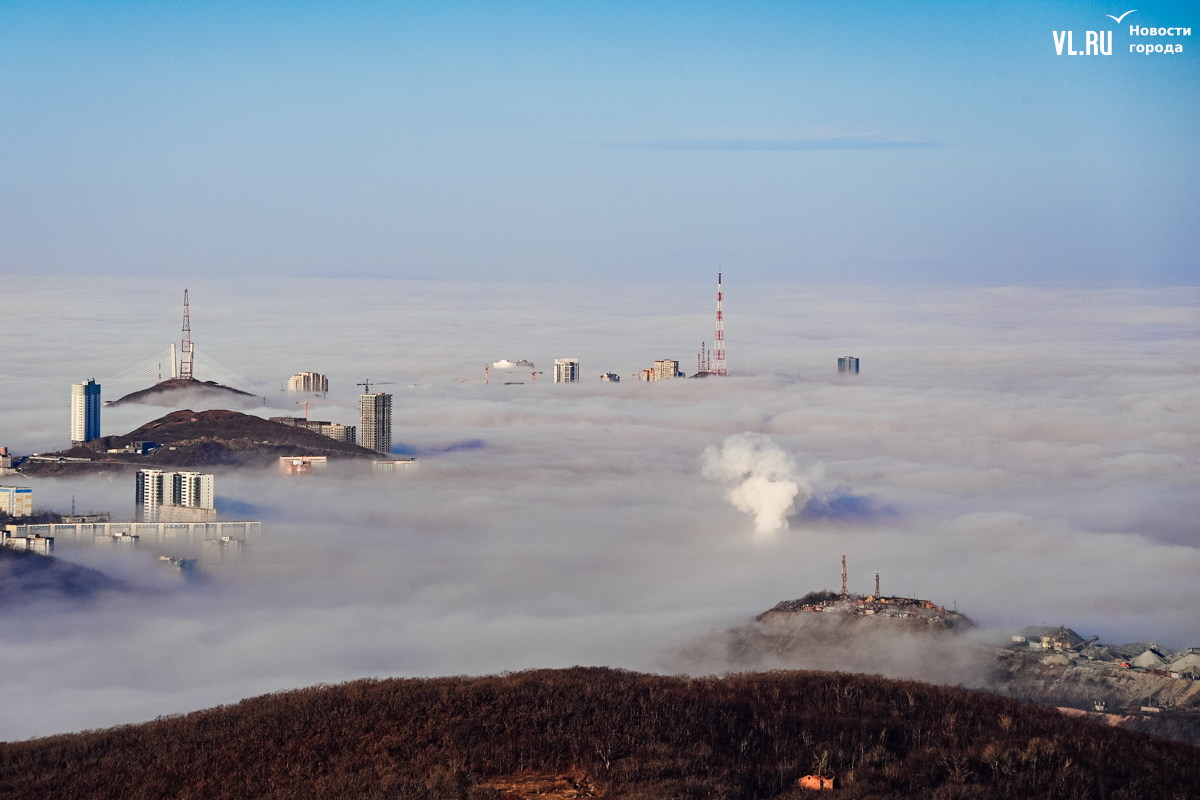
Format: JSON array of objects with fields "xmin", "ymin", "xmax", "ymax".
[
  {"xmin": 173, "ymin": 471, "xmax": 215, "ymax": 510},
  {"xmin": 136, "ymin": 469, "xmax": 166, "ymax": 522},
  {"xmin": 136, "ymin": 469, "xmax": 214, "ymax": 522},
  {"xmin": 838, "ymin": 356, "xmax": 860, "ymax": 374},
  {"xmin": 0, "ymin": 485, "xmax": 33, "ymax": 518},
  {"xmin": 554, "ymin": 358, "xmax": 580, "ymax": 383},
  {"xmin": 360, "ymin": 393, "xmax": 393, "ymax": 454},
  {"xmin": 70, "ymin": 379, "xmax": 101, "ymax": 444},
  {"xmin": 287, "ymin": 372, "xmax": 329, "ymax": 393},
  {"xmin": 652, "ymin": 360, "xmax": 681, "ymax": 381},
  {"xmin": 600, "ymin": 373, "xmax": 620, "ymax": 382}
]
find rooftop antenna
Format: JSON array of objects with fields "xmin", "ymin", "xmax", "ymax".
[
  {"xmin": 841, "ymin": 554, "xmax": 848, "ymax": 598},
  {"xmin": 180, "ymin": 289, "xmax": 193, "ymax": 381},
  {"xmin": 713, "ymin": 271, "xmax": 727, "ymax": 376},
  {"xmin": 71, "ymin": 495, "xmax": 76, "ymax": 516},
  {"xmin": 875, "ymin": 570, "xmax": 880, "ymax": 598}
]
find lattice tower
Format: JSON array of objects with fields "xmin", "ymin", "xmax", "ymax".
[
  {"xmin": 713, "ymin": 272, "xmax": 727, "ymax": 375},
  {"xmin": 180, "ymin": 288, "xmax": 193, "ymax": 380}
]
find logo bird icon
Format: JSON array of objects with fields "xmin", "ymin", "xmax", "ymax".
[{"xmin": 1106, "ymin": 10, "xmax": 1136, "ymax": 23}]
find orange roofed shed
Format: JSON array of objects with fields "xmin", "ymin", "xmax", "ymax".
[{"xmin": 798, "ymin": 774, "xmax": 836, "ymax": 790}]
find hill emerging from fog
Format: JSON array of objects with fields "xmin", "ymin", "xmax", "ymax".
[
  {"xmin": 0, "ymin": 548, "xmax": 127, "ymax": 604},
  {"xmin": 20, "ymin": 409, "xmax": 380, "ymax": 474},
  {"xmin": 677, "ymin": 590, "xmax": 983, "ymax": 686},
  {"xmin": 676, "ymin": 592, "xmax": 1200, "ymax": 749},
  {"xmin": 1, "ymin": 668, "xmax": 1196, "ymax": 799},
  {"xmin": 106, "ymin": 378, "xmax": 260, "ymax": 410}
]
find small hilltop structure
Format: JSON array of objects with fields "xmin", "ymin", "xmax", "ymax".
[{"xmin": 759, "ymin": 555, "xmax": 970, "ymax": 631}]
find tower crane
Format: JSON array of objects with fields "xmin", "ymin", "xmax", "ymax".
[
  {"xmin": 357, "ymin": 379, "xmax": 395, "ymax": 394},
  {"xmin": 294, "ymin": 399, "xmax": 326, "ymax": 420}
]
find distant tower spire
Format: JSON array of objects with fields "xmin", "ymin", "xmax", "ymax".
[
  {"xmin": 180, "ymin": 289, "xmax": 193, "ymax": 381},
  {"xmin": 841, "ymin": 554, "xmax": 848, "ymax": 598},
  {"xmin": 713, "ymin": 271, "xmax": 727, "ymax": 376},
  {"xmin": 875, "ymin": 570, "xmax": 880, "ymax": 598}
]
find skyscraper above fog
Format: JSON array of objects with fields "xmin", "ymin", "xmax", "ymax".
[
  {"xmin": 652, "ymin": 360, "xmax": 681, "ymax": 381},
  {"xmin": 554, "ymin": 358, "xmax": 580, "ymax": 383},
  {"xmin": 287, "ymin": 371, "xmax": 329, "ymax": 393},
  {"xmin": 136, "ymin": 469, "xmax": 214, "ymax": 522},
  {"xmin": 70, "ymin": 379, "xmax": 101, "ymax": 444},
  {"xmin": 360, "ymin": 392, "xmax": 393, "ymax": 454},
  {"xmin": 838, "ymin": 356, "xmax": 860, "ymax": 374}
]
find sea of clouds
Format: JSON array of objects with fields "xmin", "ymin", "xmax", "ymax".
[{"xmin": 0, "ymin": 276, "xmax": 1197, "ymax": 740}]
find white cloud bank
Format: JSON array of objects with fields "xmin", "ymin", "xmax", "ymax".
[{"xmin": 0, "ymin": 277, "xmax": 1196, "ymax": 740}]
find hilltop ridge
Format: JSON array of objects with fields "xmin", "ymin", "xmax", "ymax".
[
  {"xmin": 0, "ymin": 668, "xmax": 1196, "ymax": 799},
  {"xmin": 19, "ymin": 409, "xmax": 380, "ymax": 475}
]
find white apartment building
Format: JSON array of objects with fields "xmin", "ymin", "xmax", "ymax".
[
  {"xmin": 136, "ymin": 469, "xmax": 215, "ymax": 522},
  {"xmin": 287, "ymin": 372, "xmax": 329, "ymax": 393},
  {"xmin": 70, "ymin": 379, "xmax": 101, "ymax": 444},
  {"xmin": 554, "ymin": 358, "xmax": 580, "ymax": 383}
]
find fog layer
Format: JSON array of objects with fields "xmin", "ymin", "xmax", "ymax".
[{"xmin": 0, "ymin": 278, "xmax": 1196, "ymax": 740}]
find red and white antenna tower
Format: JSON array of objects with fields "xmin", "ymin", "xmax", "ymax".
[
  {"xmin": 713, "ymin": 271, "xmax": 727, "ymax": 375},
  {"xmin": 180, "ymin": 288, "xmax": 194, "ymax": 381}
]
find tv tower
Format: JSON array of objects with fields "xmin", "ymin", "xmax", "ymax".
[
  {"xmin": 712, "ymin": 272, "xmax": 727, "ymax": 376},
  {"xmin": 180, "ymin": 289, "xmax": 194, "ymax": 381}
]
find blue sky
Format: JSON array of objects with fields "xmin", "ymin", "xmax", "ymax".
[{"xmin": 1, "ymin": 0, "xmax": 1196, "ymax": 284}]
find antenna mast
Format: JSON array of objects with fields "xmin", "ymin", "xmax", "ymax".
[
  {"xmin": 180, "ymin": 288, "xmax": 193, "ymax": 381},
  {"xmin": 841, "ymin": 555, "xmax": 848, "ymax": 598},
  {"xmin": 713, "ymin": 271, "xmax": 727, "ymax": 375},
  {"xmin": 875, "ymin": 570, "xmax": 880, "ymax": 598}
]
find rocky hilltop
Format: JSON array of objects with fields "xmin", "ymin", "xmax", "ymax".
[{"xmin": 19, "ymin": 409, "xmax": 380, "ymax": 475}]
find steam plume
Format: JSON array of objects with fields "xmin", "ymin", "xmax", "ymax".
[{"xmin": 701, "ymin": 433, "xmax": 814, "ymax": 536}]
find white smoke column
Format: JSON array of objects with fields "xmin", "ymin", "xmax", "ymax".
[{"xmin": 701, "ymin": 433, "xmax": 814, "ymax": 536}]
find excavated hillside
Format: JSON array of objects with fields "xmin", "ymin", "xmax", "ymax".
[{"xmin": 20, "ymin": 409, "xmax": 380, "ymax": 474}]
